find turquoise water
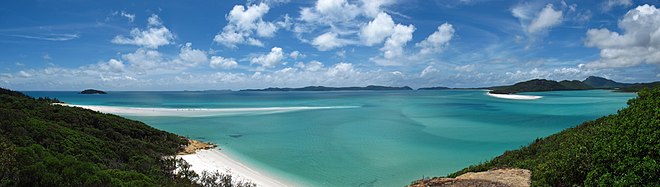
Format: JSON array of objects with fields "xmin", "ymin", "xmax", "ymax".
[{"xmin": 25, "ymin": 90, "xmax": 636, "ymax": 186}]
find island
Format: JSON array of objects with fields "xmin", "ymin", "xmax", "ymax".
[
  {"xmin": 488, "ymin": 76, "xmax": 659, "ymax": 94},
  {"xmin": 241, "ymin": 85, "xmax": 413, "ymax": 91},
  {"xmin": 80, "ymin": 89, "xmax": 107, "ymax": 94},
  {"xmin": 488, "ymin": 79, "xmax": 592, "ymax": 94},
  {"xmin": 582, "ymin": 76, "xmax": 631, "ymax": 88},
  {"xmin": 417, "ymin": 86, "xmax": 450, "ymax": 90}
]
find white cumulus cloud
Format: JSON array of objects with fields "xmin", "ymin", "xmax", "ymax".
[
  {"xmin": 296, "ymin": 0, "xmax": 399, "ymax": 51},
  {"xmin": 360, "ymin": 12, "xmax": 396, "ymax": 46},
  {"xmin": 289, "ymin": 50, "xmax": 304, "ymax": 59},
  {"xmin": 416, "ymin": 23, "xmax": 455, "ymax": 55},
  {"xmin": 250, "ymin": 47, "xmax": 285, "ymax": 68},
  {"xmin": 213, "ymin": 3, "xmax": 282, "ymax": 48},
  {"xmin": 295, "ymin": 60, "xmax": 324, "ymax": 71},
  {"xmin": 312, "ymin": 32, "xmax": 351, "ymax": 51},
  {"xmin": 210, "ymin": 56, "xmax": 238, "ymax": 69},
  {"xmin": 380, "ymin": 24, "xmax": 415, "ymax": 60},
  {"xmin": 111, "ymin": 14, "xmax": 174, "ymax": 49},
  {"xmin": 177, "ymin": 43, "xmax": 208, "ymax": 67},
  {"xmin": 584, "ymin": 4, "xmax": 660, "ymax": 68},
  {"xmin": 300, "ymin": 0, "xmax": 361, "ymax": 24},
  {"xmin": 122, "ymin": 48, "xmax": 163, "ymax": 70},
  {"xmin": 107, "ymin": 59, "xmax": 125, "ymax": 72},
  {"xmin": 512, "ymin": 3, "xmax": 563, "ymax": 36},
  {"xmin": 528, "ymin": 4, "xmax": 563, "ymax": 34}
]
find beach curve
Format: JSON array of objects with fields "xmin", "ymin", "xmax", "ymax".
[{"xmin": 177, "ymin": 149, "xmax": 299, "ymax": 187}]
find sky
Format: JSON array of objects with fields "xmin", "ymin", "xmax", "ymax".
[{"xmin": 0, "ymin": 0, "xmax": 659, "ymax": 91}]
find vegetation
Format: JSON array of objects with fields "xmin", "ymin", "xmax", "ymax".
[
  {"xmin": 489, "ymin": 76, "xmax": 659, "ymax": 94},
  {"xmin": 447, "ymin": 88, "xmax": 660, "ymax": 186},
  {"xmin": 241, "ymin": 85, "xmax": 413, "ymax": 91},
  {"xmin": 619, "ymin": 81, "xmax": 660, "ymax": 92},
  {"xmin": 0, "ymin": 87, "xmax": 254, "ymax": 186},
  {"xmin": 80, "ymin": 89, "xmax": 107, "ymax": 94},
  {"xmin": 489, "ymin": 79, "xmax": 592, "ymax": 94},
  {"xmin": 582, "ymin": 76, "xmax": 630, "ymax": 88}
]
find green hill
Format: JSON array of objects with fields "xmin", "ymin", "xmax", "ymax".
[
  {"xmin": 619, "ymin": 81, "xmax": 660, "ymax": 92},
  {"xmin": 489, "ymin": 79, "xmax": 592, "ymax": 94},
  {"xmin": 582, "ymin": 76, "xmax": 630, "ymax": 88},
  {"xmin": 443, "ymin": 88, "xmax": 660, "ymax": 186},
  {"xmin": 0, "ymin": 88, "xmax": 196, "ymax": 186}
]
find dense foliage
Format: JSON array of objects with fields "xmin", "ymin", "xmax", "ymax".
[
  {"xmin": 0, "ymin": 88, "xmax": 194, "ymax": 186},
  {"xmin": 619, "ymin": 82, "xmax": 660, "ymax": 92},
  {"xmin": 489, "ymin": 79, "xmax": 592, "ymax": 94},
  {"xmin": 448, "ymin": 88, "xmax": 660, "ymax": 186},
  {"xmin": 582, "ymin": 76, "xmax": 630, "ymax": 88},
  {"xmin": 490, "ymin": 76, "xmax": 659, "ymax": 94}
]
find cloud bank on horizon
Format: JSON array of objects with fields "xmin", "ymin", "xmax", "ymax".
[{"xmin": 0, "ymin": 0, "xmax": 658, "ymax": 90}]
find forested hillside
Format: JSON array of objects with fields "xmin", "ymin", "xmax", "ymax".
[
  {"xmin": 0, "ymin": 88, "xmax": 195, "ymax": 186},
  {"xmin": 445, "ymin": 88, "xmax": 660, "ymax": 186}
]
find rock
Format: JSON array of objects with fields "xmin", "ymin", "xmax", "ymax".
[
  {"xmin": 178, "ymin": 139, "xmax": 217, "ymax": 155},
  {"xmin": 409, "ymin": 168, "xmax": 531, "ymax": 187}
]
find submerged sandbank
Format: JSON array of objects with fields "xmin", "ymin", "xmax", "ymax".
[
  {"xmin": 177, "ymin": 149, "xmax": 297, "ymax": 187},
  {"xmin": 486, "ymin": 92, "xmax": 542, "ymax": 100},
  {"xmin": 57, "ymin": 103, "xmax": 358, "ymax": 117}
]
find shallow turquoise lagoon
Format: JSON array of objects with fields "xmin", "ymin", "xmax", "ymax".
[{"xmin": 25, "ymin": 90, "xmax": 636, "ymax": 186}]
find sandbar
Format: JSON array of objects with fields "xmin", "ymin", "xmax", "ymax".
[
  {"xmin": 486, "ymin": 92, "xmax": 542, "ymax": 100},
  {"xmin": 56, "ymin": 103, "xmax": 358, "ymax": 117}
]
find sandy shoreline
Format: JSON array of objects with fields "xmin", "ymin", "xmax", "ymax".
[
  {"xmin": 57, "ymin": 103, "xmax": 358, "ymax": 117},
  {"xmin": 56, "ymin": 103, "xmax": 304, "ymax": 186},
  {"xmin": 178, "ymin": 149, "xmax": 297, "ymax": 187},
  {"xmin": 486, "ymin": 92, "xmax": 542, "ymax": 100}
]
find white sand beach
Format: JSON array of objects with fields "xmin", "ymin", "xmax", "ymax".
[
  {"xmin": 178, "ymin": 149, "xmax": 297, "ymax": 187},
  {"xmin": 57, "ymin": 103, "xmax": 358, "ymax": 117},
  {"xmin": 55, "ymin": 103, "xmax": 315, "ymax": 186},
  {"xmin": 486, "ymin": 92, "xmax": 542, "ymax": 100}
]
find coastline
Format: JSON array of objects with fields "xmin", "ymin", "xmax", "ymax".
[
  {"xmin": 57, "ymin": 103, "xmax": 303, "ymax": 186},
  {"xmin": 486, "ymin": 92, "xmax": 542, "ymax": 100},
  {"xmin": 177, "ymin": 149, "xmax": 298, "ymax": 187}
]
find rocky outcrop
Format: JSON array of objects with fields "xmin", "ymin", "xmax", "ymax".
[
  {"xmin": 178, "ymin": 138, "xmax": 217, "ymax": 155},
  {"xmin": 409, "ymin": 168, "xmax": 531, "ymax": 187}
]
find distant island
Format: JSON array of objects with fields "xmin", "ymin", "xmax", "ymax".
[
  {"xmin": 488, "ymin": 76, "xmax": 659, "ymax": 94},
  {"xmin": 80, "ymin": 89, "xmax": 107, "ymax": 94},
  {"xmin": 241, "ymin": 85, "xmax": 413, "ymax": 91},
  {"xmin": 238, "ymin": 76, "xmax": 658, "ymax": 93},
  {"xmin": 417, "ymin": 86, "xmax": 450, "ymax": 90}
]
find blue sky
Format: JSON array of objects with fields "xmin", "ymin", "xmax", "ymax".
[{"xmin": 0, "ymin": 0, "xmax": 659, "ymax": 90}]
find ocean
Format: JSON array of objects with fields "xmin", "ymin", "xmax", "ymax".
[{"xmin": 25, "ymin": 90, "xmax": 635, "ymax": 186}]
